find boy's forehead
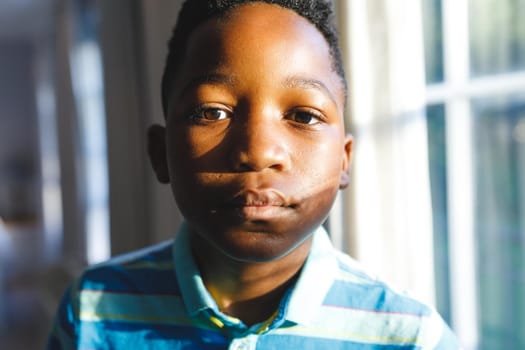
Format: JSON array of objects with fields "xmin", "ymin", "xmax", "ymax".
[
  {"xmin": 172, "ymin": 3, "xmax": 346, "ymax": 111},
  {"xmin": 188, "ymin": 5, "xmax": 326, "ymax": 64},
  {"xmin": 213, "ymin": 2, "xmax": 309, "ymax": 30},
  {"xmin": 188, "ymin": 4, "xmax": 316, "ymax": 48}
]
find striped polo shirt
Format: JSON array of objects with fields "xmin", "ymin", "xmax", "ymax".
[{"xmin": 47, "ymin": 223, "xmax": 461, "ymax": 349}]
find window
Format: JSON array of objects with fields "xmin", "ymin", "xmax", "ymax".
[
  {"xmin": 70, "ymin": 0, "xmax": 110, "ymax": 264},
  {"xmin": 423, "ymin": 0, "xmax": 525, "ymax": 348}
]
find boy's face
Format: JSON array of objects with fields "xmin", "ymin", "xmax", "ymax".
[{"xmin": 154, "ymin": 3, "xmax": 352, "ymax": 262}]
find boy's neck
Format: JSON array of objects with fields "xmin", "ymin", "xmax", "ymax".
[{"xmin": 190, "ymin": 233, "xmax": 313, "ymax": 326}]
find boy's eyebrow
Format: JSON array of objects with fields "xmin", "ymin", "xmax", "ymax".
[
  {"xmin": 178, "ymin": 74, "xmax": 338, "ymax": 107},
  {"xmin": 282, "ymin": 76, "xmax": 338, "ymax": 106},
  {"xmin": 179, "ymin": 73, "xmax": 237, "ymax": 98}
]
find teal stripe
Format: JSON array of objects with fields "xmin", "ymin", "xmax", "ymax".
[
  {"xmin": 79, "ymin": 290, "xmax": 191, "ymax": 325},
  {"xmin": 271, "ymin": 305, "xmax": 443, "ymax": 346}
]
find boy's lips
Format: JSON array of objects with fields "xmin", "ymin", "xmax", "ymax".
[
  {"xmin": 230, "ymin": 189, "xmax": 289, "ymax": 206},
  {"xmin": 219, "ymin": 189, "xmax": 295, "ymax": 220}
]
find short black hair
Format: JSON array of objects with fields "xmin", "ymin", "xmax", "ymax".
[{"xmin": 161, "ymin": 0, "xmax": 346, "ymax": 116}]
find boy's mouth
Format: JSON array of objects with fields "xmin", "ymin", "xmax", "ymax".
[
  {"xmin": 230, "ymin": 189, "xmax": 289, "ymax": 207},
  {"xmin": 219, "ymin": 189, "xmax": 296, "ymax": 220}
]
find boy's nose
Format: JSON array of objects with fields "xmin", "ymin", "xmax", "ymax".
[{"xmin": 229, "ymin": 117, "xmax": 290, "ymax": 172}]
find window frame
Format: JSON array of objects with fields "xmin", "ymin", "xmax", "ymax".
[{"xmin": 426, "ymin": 0, "xmax": 525, "ymax": 348}]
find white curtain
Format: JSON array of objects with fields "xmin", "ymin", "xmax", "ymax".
[{"xmin": 335, "ymin": 0, "xmax": 436, "ymax": 305}]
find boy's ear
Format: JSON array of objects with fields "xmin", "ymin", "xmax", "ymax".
[
  {"xmin": 147, "ymin": 124, "xmax": 170, "ymax": 184},
  {"xmin": 339, "ymin": 134, "xmax": 353, "ymax": 189}
]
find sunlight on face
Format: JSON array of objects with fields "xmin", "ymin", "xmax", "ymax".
[{"xmin": 164, "ymin": 3, "xmax": 351, "ymax": 262}]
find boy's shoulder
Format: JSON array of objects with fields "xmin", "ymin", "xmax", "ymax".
[
  {"xmin": 90, "ymin": 239, "xmax": 174, "ymax": 268},
  {"xmin": 327, "ymin": 249, "xmax": 436, "ymax": 316},
  {"xmin": 77, "ymin": 240, "xmax": 178, "ymax": 294},
  {"xmin": 299, "ymin": 248, "xmax": 458, "ymax": 348}
]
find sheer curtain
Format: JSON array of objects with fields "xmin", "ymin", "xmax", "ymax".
[{"xmin": 335, "ymin": 0, "xmax": 436, "ymax": 305}]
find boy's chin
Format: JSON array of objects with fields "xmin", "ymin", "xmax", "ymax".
[
  {"xmin": 192, "ymin": 223, "xmax": 315, "ymax": 264},
  {"xmin": 224, "ymin": 234, "xmax": 312, "ymax": 263}
]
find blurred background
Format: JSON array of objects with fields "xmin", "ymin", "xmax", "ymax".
[{"xmin": 0, "ymin": 0, "xmax": 524, "ymax": 349}]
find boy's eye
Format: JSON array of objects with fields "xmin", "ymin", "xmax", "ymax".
[
  {"xmin": 191, "ymin": 107, "xmax": 231, "ymax": 121},
  {"xmin": 285, "ymin": 109, "xmax": 323, "ymax": 125}
]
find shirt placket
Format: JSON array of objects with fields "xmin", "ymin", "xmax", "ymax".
[{"xmin": 228, "ymin": 334, "xmax": 258, "ymax": 350}]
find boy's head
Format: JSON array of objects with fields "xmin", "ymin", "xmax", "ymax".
[
  {"xmin": 161, "ymin": 0, "xmax": 347, "ymax": 116},
  {"xmin": 149, "ymin": 0, "xmax": 352, "ymax": 263}
]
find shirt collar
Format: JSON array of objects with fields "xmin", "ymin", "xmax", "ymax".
[
  {"xmin": 284, "ymin": 225, "xmax": 338, "ymax": 326},
  {"xmin": 173, "ymin": 222, "xmax": 218, "ymax": 316},
  {"xmin": 173, "ymin": 222, "xmax": 338, "ymax": 326}
]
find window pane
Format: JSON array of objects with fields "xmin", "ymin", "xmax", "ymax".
[
  {"xmin": 426, "ymin": 103, "xmax": 451, "ymax": 324},
  {"xmin": 71, "ymin": 0, "xmax": 110, "ymax": 264},
  {"xmin": 422, "ymin": 0, "xmax": 445, "ymax": 84},
  {"xmin": 470, "ymin": 0, "xmax": 525, "ymax": 76},
  {"xmin": 472, "ymin": 94, "xmax": 525, "ymax": 349}
]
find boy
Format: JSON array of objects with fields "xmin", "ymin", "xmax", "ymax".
[{"xmin": 48, "ymin": 0, "xmax": 461, "ymax": 348}]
